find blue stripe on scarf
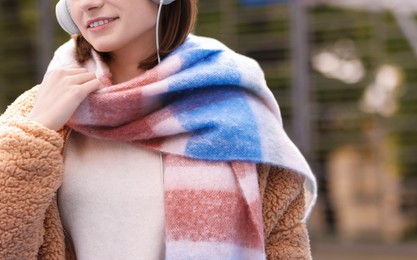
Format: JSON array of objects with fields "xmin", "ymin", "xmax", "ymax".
[
  {"xmin": 166, "ymin": 43, "xmax": 263, "ymax": 161},
  {"xmin": 167, "ymin": 49, "xmax": 242, "ymax": 92},
  {"xmin": 169, "ymin": 86, "xmax": 262, "ymax": 161}
]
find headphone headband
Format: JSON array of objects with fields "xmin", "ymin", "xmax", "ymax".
[{"xmin": 56, "ymin": 0, "xmax": 176, "ymax": 35}]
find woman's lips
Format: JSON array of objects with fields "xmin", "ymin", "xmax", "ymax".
[{"xmin": 87, "ymin": 17, "xmax": 118, "ymax": 31}]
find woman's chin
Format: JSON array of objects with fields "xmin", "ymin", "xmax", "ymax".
[
  {"xmin": 86, "ymin": 40, "xmax": 117, "ymax": 53},
  {"xmin": 91, "ymin": 45, "xmax": 114, "ymax": 53}
]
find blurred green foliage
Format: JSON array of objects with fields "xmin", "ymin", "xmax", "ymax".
[
  {"xmin": 0, "ymin": 0, "xmax": 68, "ymax": 111},
  {"xmin": 0, "ymin": 0, "xmax": 36, "ymax": 110}
]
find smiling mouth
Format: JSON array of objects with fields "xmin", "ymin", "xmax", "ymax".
[{"xmin": 88, "ymin": 18, "xmax": 117, "ymax": 29}]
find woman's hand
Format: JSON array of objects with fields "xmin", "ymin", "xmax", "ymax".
[{"xmin": 28, "ymin": 65, "xmax": 101, "ymax": 131}]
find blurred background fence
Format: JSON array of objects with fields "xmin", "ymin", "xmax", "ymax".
[{"xmin": 1, "ymin": 0, "xmax": 417, "ymax": 258}]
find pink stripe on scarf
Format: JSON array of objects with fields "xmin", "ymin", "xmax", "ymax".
[
  {"xmin": 164, "ymin": 155, "xmax": 265, "ymax": 253},
  {"xmin": 165, "ymin": 190, "xmax": 264, "ymax": 251}
]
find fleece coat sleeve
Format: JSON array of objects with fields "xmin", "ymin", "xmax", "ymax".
[
  {"xmin": 258, "ymin": 164, "xmax": 312, "ymax": 260},
  {"xmin": 0, "ymin": 87, "xmax": 64, "ymax": 259}
]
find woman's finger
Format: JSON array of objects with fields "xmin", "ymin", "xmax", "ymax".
[
  {"xmin": 66, "ymin": 72, "xmax": 97, "ymax": 85},
  {"xmin": 80, "ymin": 78, "xmax": 102, "ymax": 95},
  {"xmin": 62, "ymin": 67, "xmax": 91, "ymax": 75}
]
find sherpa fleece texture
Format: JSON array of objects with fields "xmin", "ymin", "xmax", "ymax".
[{"xmin": 0, "ymin": 87, "xmax": 312, "ymax": 259}]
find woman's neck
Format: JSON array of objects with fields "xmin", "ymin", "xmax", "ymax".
[
  {"xmin": 108, "ymin": 31, "xmax": 156, "ymax": 84},
  {"xmin": 109, "ymin": 59, "xmax": 146, "ymax": 84}
]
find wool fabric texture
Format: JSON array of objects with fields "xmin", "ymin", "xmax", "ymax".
[{"xmin": 47, "ymin": 34, "xmax": 317, "ymax": 259}]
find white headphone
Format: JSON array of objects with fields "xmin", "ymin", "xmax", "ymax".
[{"xmin": 55, "ymin": 0, "xmax": 176, "ymax": 35}]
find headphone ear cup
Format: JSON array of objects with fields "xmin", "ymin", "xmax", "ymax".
[
  {"xmin": 56, "ymin": 0, "xmax": 80, "ymax": 34},
  {"xmin": 152, "ymin": 0, "xmax": 176, "ymax": 5}
]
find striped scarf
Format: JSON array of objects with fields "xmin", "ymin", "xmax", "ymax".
[{"xmin": 48, "ymin": 34, "xmax": 316, "ymax": 259}]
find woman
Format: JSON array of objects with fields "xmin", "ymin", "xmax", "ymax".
[{"xmin": 0, "ymin": 0, "xmax": 316, "ymax": 259}]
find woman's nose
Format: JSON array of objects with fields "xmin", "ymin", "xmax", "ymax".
[{"xmin": 77, "ymin": 0, "xmax": 105, "ymax": 12}]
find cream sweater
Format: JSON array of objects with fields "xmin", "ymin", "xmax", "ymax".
[{"xmin": 59, "ymin": 132, "xmax": 165, "ymax": 259}]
